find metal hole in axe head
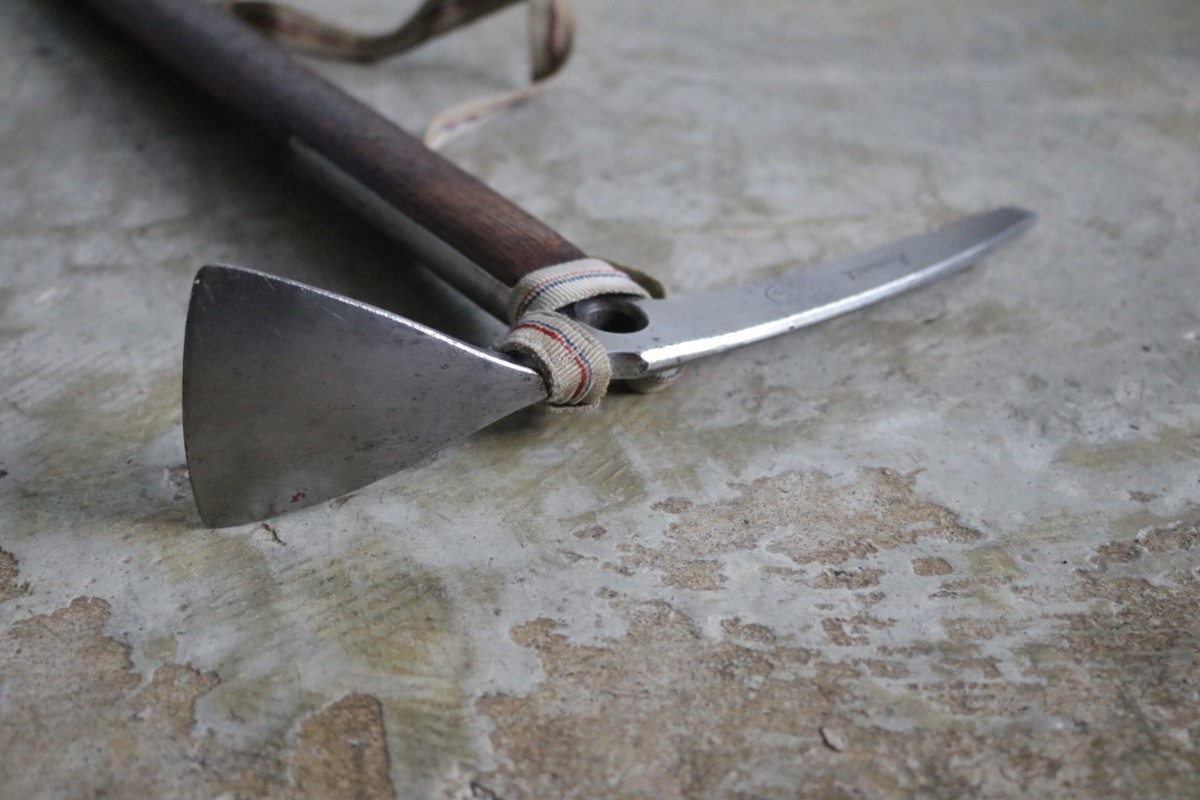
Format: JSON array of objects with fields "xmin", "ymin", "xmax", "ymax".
[{"xmin": 564, "ymin": 296, "xmax": 650, "ymax": 334}]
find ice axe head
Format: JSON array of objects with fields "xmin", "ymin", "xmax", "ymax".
[{"xmin": 182, "ymin": 207, "xmax": 1035, "ymax": 526}]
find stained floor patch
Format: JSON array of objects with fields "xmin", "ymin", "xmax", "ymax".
[
  {"xmin": 0, "ymin": 548, "xmax": 26, "ymax": 602},
  {"xmin": 613, "ymin": 468, "xmax": 981, "ymax": 590},
  {"xmin": 0, "ymin": 553, "xmax": 401, "ymax": 799},
  {"xmin": 290, "ymin": 695, "xmax": 396, "ymax": 799},
  {"xmin": 474, "ymin": 517, "xmax": 1200, "ymax": 799}
]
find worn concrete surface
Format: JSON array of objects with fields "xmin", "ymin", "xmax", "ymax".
[{"xmin": 2, "ymin": 0, "xmax": 1199, "ymax": 797}]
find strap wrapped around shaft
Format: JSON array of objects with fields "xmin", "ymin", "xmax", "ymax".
[
  {"xmin": 501, "ymin": 259, "xmax": 649, "ymax": 409},
  {"xmin": 508, "ymin": 259, "xmax": 650, "ymax": 321},
  {"xmin": 500, "ymin": 310, "xmax": 608, "ymax": 406}
]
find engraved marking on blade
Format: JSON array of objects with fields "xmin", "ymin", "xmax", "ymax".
[{"xmin": 846, "ymin": 252, "xmax": 911, "ymax": 281}]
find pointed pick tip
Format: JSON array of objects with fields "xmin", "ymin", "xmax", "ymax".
[{"xmin": 994, "ymin": 205, "xmax": 1038, "ymax": 234}]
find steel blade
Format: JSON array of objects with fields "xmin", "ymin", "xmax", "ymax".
[
  {"xmin": 183, "ymin": 265, "xmax": 546, "ymax": 526},
  {"xmin": 585, "ymin": 207, "xmax": 1036, "ymax": 377}
]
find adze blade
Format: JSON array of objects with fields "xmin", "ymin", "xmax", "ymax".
[{"xmin": 182, "ymin": 266, "xmax": 546, "ymax": 526}]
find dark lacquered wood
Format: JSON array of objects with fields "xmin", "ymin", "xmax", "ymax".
[{"xmin": 79, "ymin": 0, "xmax": 586, "ymax": 286}]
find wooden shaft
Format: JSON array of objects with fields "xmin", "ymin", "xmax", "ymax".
[{"xmin": 79, "ymin": 0, "xmax": 586, "ymax": 286}]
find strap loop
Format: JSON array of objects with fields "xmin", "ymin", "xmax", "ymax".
[
  {"xmin": 508, "ymin": 259, "xmax": 650, "ymax": 321},
  {"xmin": 222, "ymin": 0, "xmax": 574, "ymax": 150},
  {"xmin": 502, "ymin": 259, "xmax": 649, "ymax": 409},
  {"xmin": 499, "ymin": 310, "xmax": 609, "ymax": 408}
]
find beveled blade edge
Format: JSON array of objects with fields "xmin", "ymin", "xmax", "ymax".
[
  {"xmin": 593, "ymin": 207, "xmax": 1037, "ymax": 377},
  {"xmin": 183, "ymin": 265, "xmax": 546, "ymax": 527}
]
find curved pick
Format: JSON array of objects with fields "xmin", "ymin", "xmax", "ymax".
[
  {"xmin": 588, "ymin": 207, "xmax": 1037, "ymax": 377},
  {"xmin": 182, "ymin": 266, "xmax": 546, "ymax": 527}
]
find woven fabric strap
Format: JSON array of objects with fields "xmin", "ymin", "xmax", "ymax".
[
  {"xmin": 501, "ymin": 310, "xmax": 609, "ymax": 407},
  {"xmin": 507, "ymin": 259, "xmax": 649, "ymax": 322},
  {"xmin": 222, "ymin": 0, "xmax": 573, "ymax": 150},
  {"xmin": 500, "ymin": 260, "xmax": 648, "ymax": 409}
]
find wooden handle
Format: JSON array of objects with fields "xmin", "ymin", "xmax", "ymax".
[{"xmin": 79, "ymin": 0, "xmax": 586, "ymax": 286}]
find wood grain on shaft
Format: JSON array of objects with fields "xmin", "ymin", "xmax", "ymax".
[{"xmin": 79, "ymin": 0, "xmax": 586, "ymax": 286}]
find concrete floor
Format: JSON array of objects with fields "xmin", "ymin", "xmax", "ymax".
[{"xmin": 2, "ymin": 0, "xmax": 1199, "ymax": 797}]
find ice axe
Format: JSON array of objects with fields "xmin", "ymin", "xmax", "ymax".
[{"xmin": 81, "ymin": 0, "xmax": 1035, "ymax": 526}]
